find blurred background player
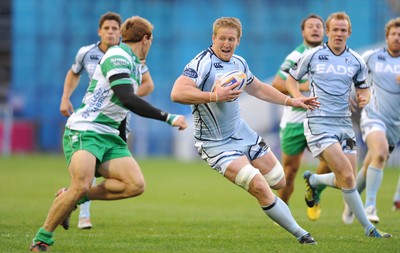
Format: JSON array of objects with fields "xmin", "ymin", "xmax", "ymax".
[
  {"xmin": 271, "ymin": 14, "xmax": 329, "ymax": 221},
  {"xmin": 341, "ymin": 17, "xmax": 400, "ymax": 224},
  {"xmin": 30, "ymin": 15, "xmax": 187, "ymax": 252},
  {"xmin": 286, "ymin": 12, "xmax": 391, "ymax": 238},
  {"xmin": 171, "ymin": 17, "xmax": 319, "ymax": 244}
]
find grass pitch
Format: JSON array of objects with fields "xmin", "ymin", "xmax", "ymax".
[{"xmin": 0, "ymin": 154, "xmax": 399, "ymax": 252}]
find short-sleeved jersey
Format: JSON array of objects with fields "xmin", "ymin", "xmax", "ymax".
[
  {"xmin": 66, "ymin": 43, "xmax": 141, "ymax": 135},
  {"xmin": 70, "ymin": 41, "xmax": 148, "ymax": 84},
  {"xmin": 181, "ymin": 47, "xmax": 255, "ymax": 141},
  {"xmin": 362, "ymin": 48, "xmax": 400, "ymax": 127},
  {"xmin": 71, "ymin": 42, "xmax": 104, "ymax": 79},
  {"xmin": 276, "ymin": 43, "xmax": 310, "ymax": 128},
  {"xmin": 289, "ymin": 43, "xmax": 368, "ymax": 118}
]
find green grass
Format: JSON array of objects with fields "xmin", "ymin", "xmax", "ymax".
[{"xmin": 0, "ymin": 154, "xmax": 399, "ymax": 252}]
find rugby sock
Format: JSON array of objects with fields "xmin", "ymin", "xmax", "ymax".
[
  {"xmin": 310, "ymin": 172, "xmax": 336, "ymax": 188},
  {"xmin": 342, "ymin": 188, "xmax": 374, "ymax": 235},
  {"xmin": 365, "ymin": 166, "xmax": 383, "ymax": 208},
  {"xmin": 77, "ymin": 195, "xmax": 90, "ymax": 205},
  {"xmin": 394, "ymin": 176, "xmax": 400, "ymax": 202},
  {"xmin": 34, "ymin": 227, "xmax": 55, "ymax": 246},
  {"xmin": 79, "ymin": 178, "xmax": 95, "ymax": 218},
  {"xmin": 261, "ymin": 196, "xmax": 308, "ymax": 239},
  {"xmin": 79, "ymin": 201, "xmax": 91, "ymax": 219},
  {"xmin": 356, "ymin": 168, "xmax": 366, "ymax": 194}
]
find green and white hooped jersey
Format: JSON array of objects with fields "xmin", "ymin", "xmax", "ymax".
[
  {"xmin": 276, "ymin": 43, "xmax": 310, "ymax": 128},
  {"xmin": 66, "ymin": 43, "xmax": 141, "ymax": 135}
]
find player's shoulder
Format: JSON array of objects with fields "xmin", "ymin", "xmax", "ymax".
[
  {"xmin": 231, "ymin": 53, "xmax": 248, "ymax": 67},
  {"xmin": 76, "ymin": 43, "xmax": 98, "ymax": 55},
  {"xmin": 361, "ymin": 47, "xmax": 385, "ymax": 61}
]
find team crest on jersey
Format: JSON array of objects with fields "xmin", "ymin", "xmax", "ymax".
[
  {"xmin": 183, "ymin": 68, "xmax": 198, "ymax": 78},
  {"xmin": 345, "ymin": 57, "xmax": 352, "ymax": 65},
  {"xmin": 292, "ymin": 62, "xmax": 298, "ymax": 70}
]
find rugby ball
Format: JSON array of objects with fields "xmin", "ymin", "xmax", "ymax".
[{"xmin": 212, "ymin": 70, "xmax": 247, "ymax": 91}]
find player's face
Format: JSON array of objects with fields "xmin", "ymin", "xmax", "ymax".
[
  {"xmin": 303, "ymin": 18, "xmax": 324, "ymax": 47},
  {"xmin": 387, "ymin": 26, "xmax": 400, "ymax": 56},
  {"xmin": 326, "ymin": 18, "xmax": 350, "ymax": 53},
  {"xmin": 98, "ymin": 20, "xmax": 121, "ymax": 48},
  {"xmin": 211, "ymin": 27, "xmax": 240, "ymax": 61}
]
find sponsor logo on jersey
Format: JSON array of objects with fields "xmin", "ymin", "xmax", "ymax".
[
  {"xmin": 111, "ymin": 57, "xmax": 129, "ymax": 66},
  {"xmin": 214, "ymin": 62, "xmax": 223, "ymax": 69},
  {"xmin": 375, "ymin": 62, "xmax": 400, "ymax": 73},
  {"xmin": 318, "ymin": 55, "xmax": 329, "ymax": 61},
  {"xmin": 82, "ymin": 88, "xmax": 110, "ymax": 118},
  {"xmin": 315, "ymin": 63, "xmax": 355, "ymax": 76},
  {"xmin": 183, "ymin": 68, "xmax": 198, "ymax": 78},
  {"xmin": 377, "ymin": 55, "xmax": 386, "ymax": 61},
  {"xmin": 90, "ymin": 54, "xmax": 101, "ymax": 60}
]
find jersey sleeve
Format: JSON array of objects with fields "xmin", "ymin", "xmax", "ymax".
[
  {"xmin": 351, "ymin": 50, "xmax": 369, "ymax": 89},
  {"xmin": 181, "ymin": 52, "xmax": 210, "ymax": 88},
  {"xmin": 71, "ymin": 44, "xmax": 95, "ymax": 75},
  {"xmin": 100, "ymin": 48, "xmax": 134, "ymax": 88},
  {"xmin": 289, "ymin": 48, "xmax": 315, "ymax": 81}
]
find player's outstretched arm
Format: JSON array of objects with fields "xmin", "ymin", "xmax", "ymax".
[{"xmin": 112, "ymin": 84, "xmax": 187, "ymax": 130}]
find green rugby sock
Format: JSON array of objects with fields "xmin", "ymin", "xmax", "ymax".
[
  {"xmin": 34, "ymin": 227, "xmax": 54, "ymax": 246},
  {"xmin": 77, "ymin": 195, "xmax": 90, "ymax": 205}
]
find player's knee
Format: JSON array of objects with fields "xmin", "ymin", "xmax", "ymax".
[
  {"xmin": 126, "ymin": 180, "xmax": 146, "ymax": 197},
  {"xmin": 264, "ymin": 162, "xmax": 285, "ymax": 190},
  {"xmin": 373, "ymin": 149, "xmax": 389, "ymax": 164},
  {"xmin": 235, "ymin": 164, "xmax": 261, "ymax": 191}
]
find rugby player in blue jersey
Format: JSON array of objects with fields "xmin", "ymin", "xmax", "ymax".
[
  {"xmin": 342, "ymin": 17, "xmax": 400, "ymax": 223},
  {"xmin": 171, "ymin": 17, "xmax": 319, "ymax": 245},
  {"xmin": 286, "ymin": 11, "xmax": 391, "ymax": 238}
]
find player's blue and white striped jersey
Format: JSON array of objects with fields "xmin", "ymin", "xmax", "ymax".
[
  {"xmin": 181, "ymin": 47, "xmax": 254, "ymax": 141},
  {"xmin": 362, "ymin": 48, "xmax": 400, "ymax": 126},
  {"xmin": 289, "ymin": 43, "xmax": 368, "ymax": 118}
]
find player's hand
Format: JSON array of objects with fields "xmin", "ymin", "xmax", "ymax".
[
  {"xmin": 291, "ymin": 96, "xmax": 320, "ymax": 110},
  {"xmin": 213, "ymin": 80, "xmax": 242, "ymax": 102},
  {"xmin": 60, "ymin": 98, "xmax": 74, "ymax": 117},
  {"xmin": 356, "ymin": 92, "xmax": 368, "ymax": 108},
  {"xmin": 167, "ymin": 114, "xmax": 187, "ymax": 130},
  {"xmin": 349, "ymin": 96, "xmax": 358, "ymax": 112}
]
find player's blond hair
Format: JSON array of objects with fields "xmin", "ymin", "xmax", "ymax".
[
  {"xmin": 326, "ymin": 12, "xmax": 352, "ymax": 34},
  {"xmin": 213, "ymin": 17, "xmax": 242, "ymax": 40},
  {"xmin": 121, "ymin": 16, "xmax": 154, "ymax": 43},
  {"xmin": 385, "ymin": 17, "xmax": 400, "ymax": 38}
]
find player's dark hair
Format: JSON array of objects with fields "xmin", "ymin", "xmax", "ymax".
[
  {"xmin": 99, "ymin": 12, "xmax": 122, "ymax": 28},
  {"xmin": 301, "ymin": 14, "xmax": 324, "ymax": 31}
]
